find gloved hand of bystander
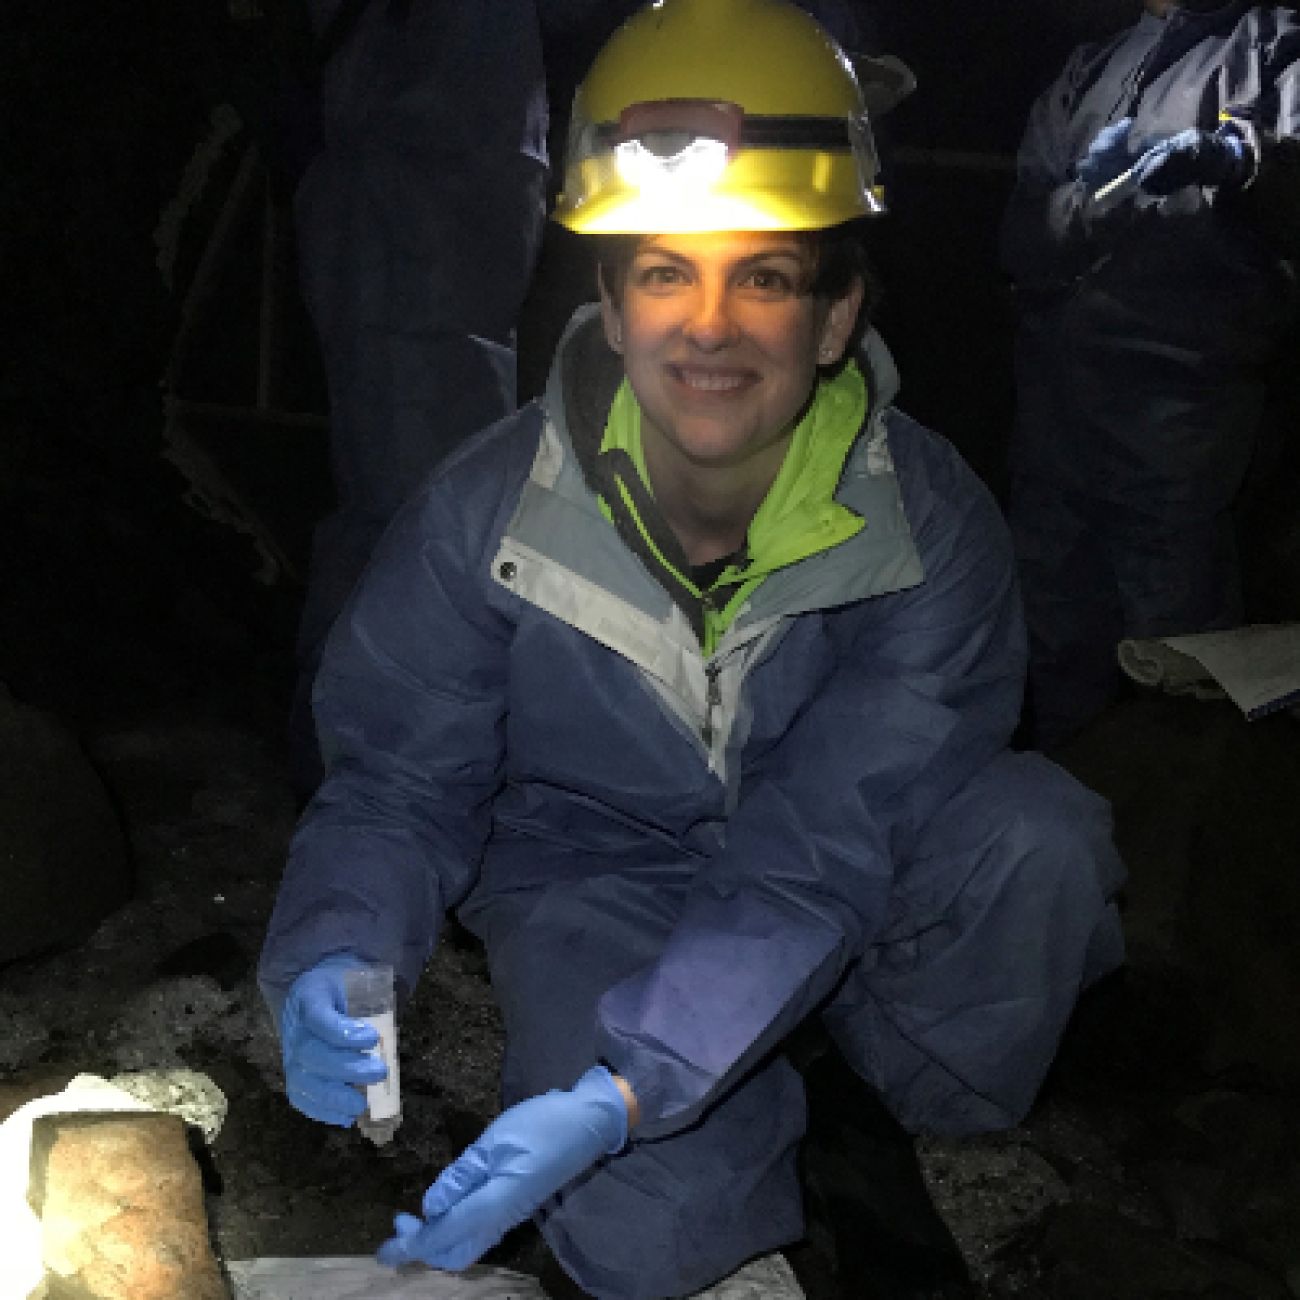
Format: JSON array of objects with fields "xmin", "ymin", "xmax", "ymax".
[
  {"xmin": 1131, "ymin": 124, "xmax": 1255, "ymax": 194},
  {"xmin": 376, "ymin": 1065, "xmax": 630, "ymax": 1272},
  {"xmin": 1076, "ymin": 117, "xmax": 1137, "ymax": 188},
  {"xmin": 280, "ymin": 954, "xmax": 386, "ymax": 1126}
]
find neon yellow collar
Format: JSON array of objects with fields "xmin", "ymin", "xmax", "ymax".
[{"xmin": 598, "ymin": 361, "xmax": 868, "ymax": 652}]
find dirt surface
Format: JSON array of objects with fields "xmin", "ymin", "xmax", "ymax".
[{"xmin": 2, "ymin": 636, "xmax": 1298, "ymax": 1299}]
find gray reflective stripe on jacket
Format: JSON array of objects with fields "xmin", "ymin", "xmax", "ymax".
[{"xmin": 492, "ymin": 305, "xmax": 924, "ymax": 791}]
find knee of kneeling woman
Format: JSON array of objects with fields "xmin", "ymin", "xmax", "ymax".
[
  {"xmin": 929, "ymin": 753, "xmax": 1127, "ymax": 1000},
  {"xmin": 995, "ymin": 753, "xmax": 1127, "ymax": 910},
  {"xmin": 989, "ymin": 762, "xmax": 1128, "ymax": 1005}
]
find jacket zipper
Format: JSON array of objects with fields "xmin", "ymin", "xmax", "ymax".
[{"xmin": 701, "ymin": 661, "xmax": 722, "ymax": 754}]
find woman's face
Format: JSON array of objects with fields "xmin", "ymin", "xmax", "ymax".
[{"xmin": 599, "ymin": 231, "xmax": 863, "ymax": 477}]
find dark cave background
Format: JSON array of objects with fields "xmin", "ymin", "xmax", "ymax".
[{"xmin": 2, "ymin": 3, "xmax": 1299, "ymax": 1298}]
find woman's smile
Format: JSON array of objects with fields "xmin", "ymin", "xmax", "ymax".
[{"xmin": 667, "ymin": 363, "xmax": 758, "ymax": 396}]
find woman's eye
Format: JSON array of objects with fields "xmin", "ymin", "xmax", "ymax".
[
  {"xmin": 743, "ymin": 268, "xmax": 794, "ymax": 294},
  {"xmin": 636, "ymin": 263, "xmax": 686, "ymax": 287}
]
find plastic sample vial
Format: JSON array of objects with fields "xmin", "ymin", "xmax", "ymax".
[{"xmin": 343, "ymin": 964, "xmax": 402, "ymax": 1146}]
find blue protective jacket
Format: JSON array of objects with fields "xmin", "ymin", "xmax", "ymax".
[{"xmin": 258, "ymin": 307, "xmax": 1027, "ymax": 1140}]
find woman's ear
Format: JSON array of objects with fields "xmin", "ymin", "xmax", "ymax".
[
  {"xmin": 816, "ymin": 276, "xmax": 866, "ymax": 366},
  {"xmin": 597, "ymin": 267, "xmax": 624, "ymax": 354}
]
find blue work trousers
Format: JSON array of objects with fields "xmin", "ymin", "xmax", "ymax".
[
  {"xmin": 462, "ymin": 751, "xmax": 1126, "ymax": 1300},
  {"xmin": 1008, "ymin": 301, "xmax": 1267, "ymax": 748}
]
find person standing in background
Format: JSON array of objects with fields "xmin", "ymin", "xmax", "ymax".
[
  {"xmin": 1001, "ymin": 0, "xmax": 1300, "ymax": 749},
  {"xmin": 284, "ymin": 0, "xmax": 551, "ymax": 796}
]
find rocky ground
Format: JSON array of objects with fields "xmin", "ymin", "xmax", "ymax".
[{"xmin": 2, "ymin": 583, "xmax": 1298, "ymax": 1299}]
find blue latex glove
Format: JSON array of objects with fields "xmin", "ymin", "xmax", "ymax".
[
  {"xmin": 1076, "ymin": 117, "xmax": 1137, "ymax": 189},
  {"xmin": 1131, "ymin": 125, "xmax": 1254, "ymax": 195},
  {"xmin": 279, "ymin": 954, "xmax": 386, "ymax": 1126},
  {"xmin": 376, "ymin": 1065, "xmax": 629, "ymax": 1272}
]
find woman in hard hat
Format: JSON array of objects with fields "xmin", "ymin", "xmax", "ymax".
[{"xmin": 259, "ymin": 2, "xmax": 1126, "ymax": 1296}]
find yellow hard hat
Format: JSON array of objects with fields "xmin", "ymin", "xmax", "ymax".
[{"xmin": 553, "ymin": 0, "xmax": 886, "ymax": 234}]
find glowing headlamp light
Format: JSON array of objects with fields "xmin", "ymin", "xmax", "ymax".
[
  {"xmin": 560, "ymin": 96, "xmax": 880, "ymax": 233},
  {"xmin": 614, "ymin": 135, "xmax": 730, "ymax": 194}
]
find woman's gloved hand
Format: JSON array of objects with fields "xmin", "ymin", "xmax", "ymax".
[
  {"xmin": 279, "ymin": 954, "xmax": 386, "ymax": 1126},
  {"xmin": 1131, "ymin": 124, "xmax": 1255, "ymax": 194},
  {"xmin": 376, "ymin": 1065, "xmax": 631, "ymax": 1272},
  {"xmin": 1076, "ymin": 117, "xmax": 1136, "ymax": 188}
]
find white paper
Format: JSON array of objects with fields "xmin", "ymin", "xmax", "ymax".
[
  {"xmin": 1161, "ymin": 623, "xmax": 1300, "ymax": 720},
  {"xmin": 362, "ymin": 1010, "xmax": 400, "ymax": 1121}
]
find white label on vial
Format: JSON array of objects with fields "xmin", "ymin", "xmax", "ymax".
[{"xmin": 363, "ymin": 1010, "xmax": 401, "ymax": 1121}]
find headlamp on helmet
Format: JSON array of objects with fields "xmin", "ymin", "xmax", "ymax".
[{"xmin": 554, "ymin": 0, "xmax": 890, "ymax": 235}]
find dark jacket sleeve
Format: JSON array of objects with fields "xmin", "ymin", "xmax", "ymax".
[
  {"xmin": 1226, "ymin": 45, "xmax": 1300, "ymax": 262},
  {"xmin": 999, "ymin": 45, "xmax": 1141, "ymax": 295},
  {"xmin": 594, "ymin": 418, "xmax": 1027, "ymax": 1139},
  {"xmin": 256, "ymin": 434, "xmax": 525, "ymax": 1016},
  {"xmin": 1235, "ymin": 132, "xmax": 1300, "ymax": 258}
]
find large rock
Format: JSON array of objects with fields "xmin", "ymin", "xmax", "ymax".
[{"xmin": 0, "ymin": 686, "xmax": 131, "ymax": 962}]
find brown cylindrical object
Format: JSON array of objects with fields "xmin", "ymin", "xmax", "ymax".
[{"xmin": 28, "ymin": 1110, "xmax": 230, "ymax": 1300}]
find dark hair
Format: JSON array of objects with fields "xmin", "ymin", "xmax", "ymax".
[{"xmin": 594, "ymin": 218, "xmax": 883, "ymax": 353}]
